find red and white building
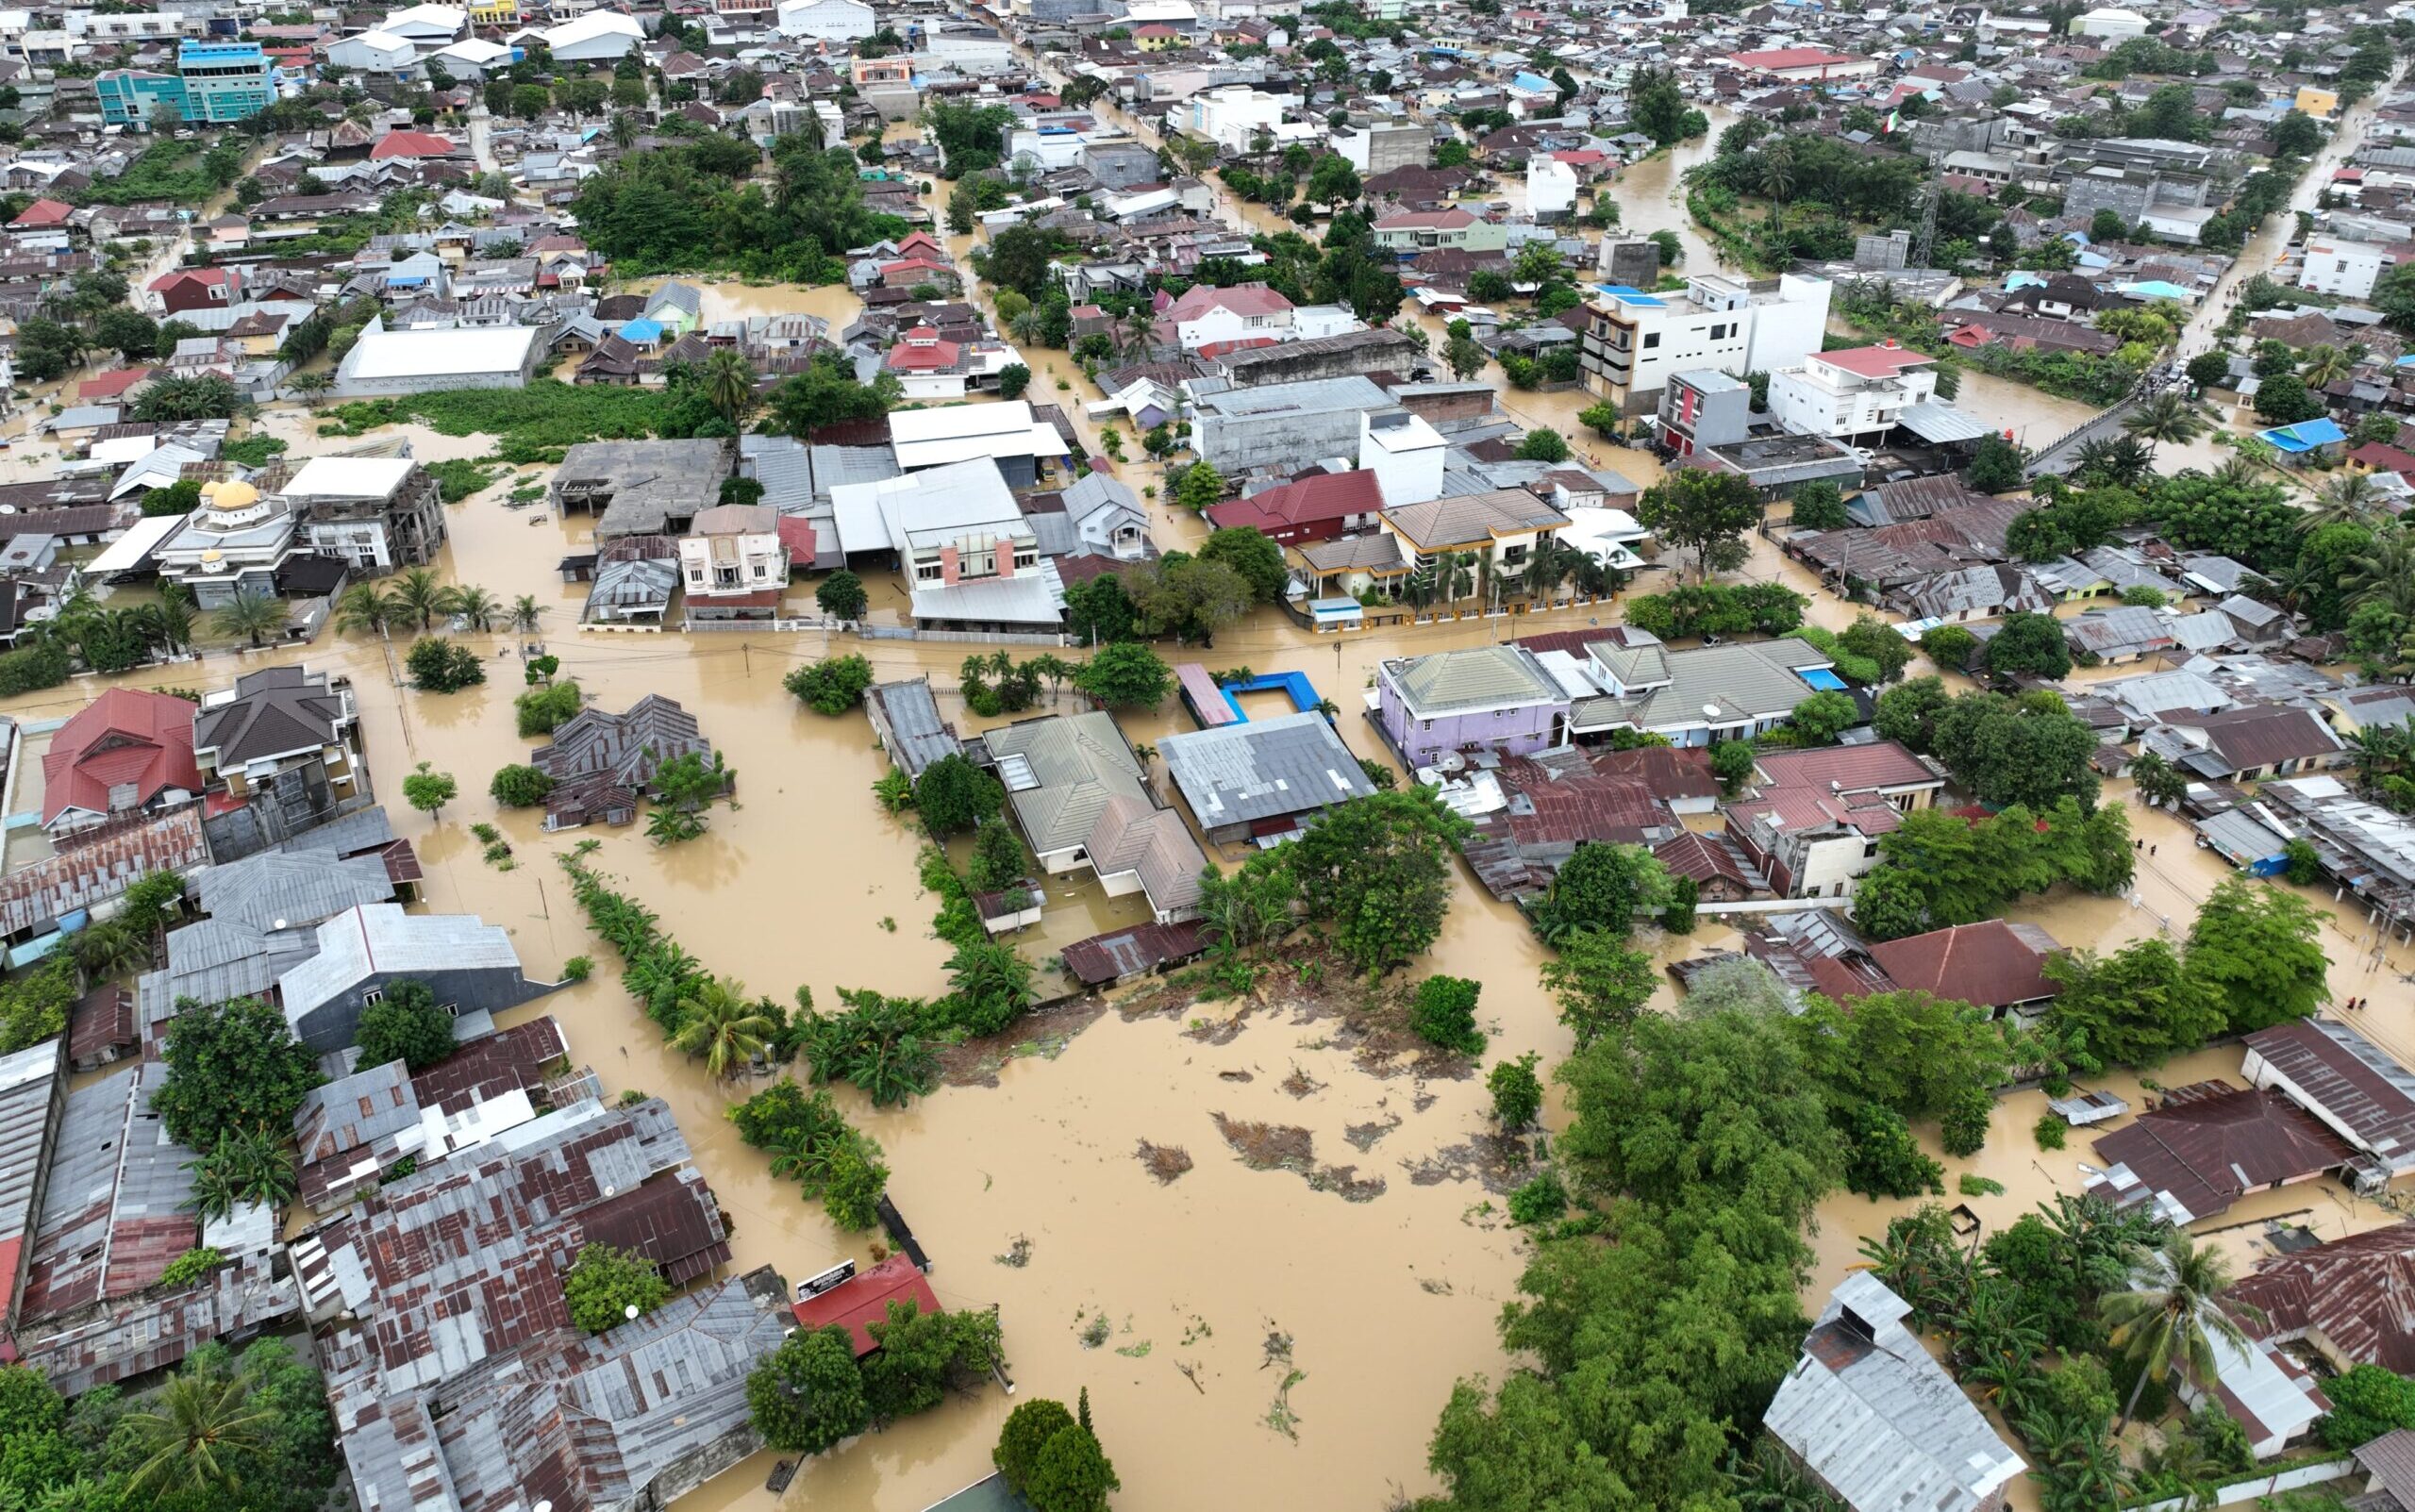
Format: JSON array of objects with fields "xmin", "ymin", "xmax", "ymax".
[
  {"xmin": 1766, "ymin": 341, "xmax": 1940, "ymax": 442},
  {"xmin": 1166, "ymin": 282, "xmax": 1295, "ymax": 352},
  {"xmin": 1721, "ymin": 46, "xmax": 1879, "ymax": 81}
]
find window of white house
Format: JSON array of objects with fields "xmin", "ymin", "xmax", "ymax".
[{"xmin": 914, "ymin": 559, "xmax": 943, "ymax": 582}]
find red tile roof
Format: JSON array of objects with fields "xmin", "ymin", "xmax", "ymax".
[
  {"xmin": 885, "ymin": 330, "xmax": 961, "ymax": 370},
  {"xmin": 1818, "ymin": 342, "xmax": 1935, "ymax": 379},
  {"xmin": 149, "ymin": 267, "xmax": 229, "ymax": 291},
  {"xmin": 42, "ymin": 689, "xmax": 201, "ymax": 827},
  {"xmin": 369, "ymin": 129, "xmax": 458, "ymax": 160},
  {"xmin": 1726, "ymin": 46, "xmax": 1861, "ymax": 68},
  {"xmin": 76, "ymin": 368, "xmax": 155, "ymax": 401},
  {"xmin": 1206, "ymin": 469, "xmax": 1385, "ymax": 531},
  {"xmin": 9, "ymin": 199, "xmax": 70, "ymax": 228},
  {"xmin": 1165, "ymin": 281, "xmax": 1294, "ymax": 323},
  {"xmin": 791, "ymin": 1255, "xmax": 941, "ymax": 1355},
  {"xmin": 1753, "ymin": 740, "xmax": 1938, "ymax": 794},
  {"xmin": 1863, "ymin": 919, "xmax": 2061, "ymax": 1008},
  {"xmin": 776, "ymin": 515, "xmax": 816, "ymax": 559}
]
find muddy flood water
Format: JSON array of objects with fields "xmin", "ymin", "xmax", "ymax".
[{"xmin": 7, "ymin": 86, "xmax": 2398, "ymax": 1511}]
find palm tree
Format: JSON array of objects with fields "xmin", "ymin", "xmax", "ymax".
[
  {"xmin": 1121, "ymin": 306, "xmax": 1158, "ymax": 361},
  {"xmin": 333, "ymin": 584, "xmax": 398, "ymax": 638},
  {"xmin": 2102, "ymin": 1229, "xmax": 2264, "ymax": 1431},
  {"xmin": 1008, "ymin": 309, "xmax": 1042, "ymax": 346},
  {"xmin": 2072, "ymin": 435, "xmax": 2152, "ymax": 488},
  {"xmin": 703, "ymin": 347, "xmax": 757, "ymax": 437},
  {"xmin": 1439, "ymin": 551, "xmax": 1480, "ymax": 607},
  {"xmin": 2348, "ymin": 531, "xmax": 2415, "ymax": 620},
  {"xmin": 2302, "ymin": 469, "xmax": 2386, "ymax": 531},
  {"xmin": 71, "ymin": 918, "xmax": 151, "ymax": 981},
  {"xmin": 448, "ymin": 585, "xmax": 501, "ymax": 632},
  {"xmin": 509, "ymin": 594, "xmax": 545, "ymax": 636},
  {"xmin": 389, "ymin": 568, "xmax": 452, "ymax": 631},
  {"xmin": 670, "ymin": 976, "xmax": 774, "ymax": 1078},
  {"xmin": 122, "ymin": 1371, "xmax": 275, "ymax": 1496},
  {"xmin": 2121, "ymin": 390, "xmax": 2207, "ymax": 457},
  {"xmin": 2300, "ymin": 343, "xmax": 2355, "ymax": 389},
  {"xmin": 1756, "ymin": 140, "xmax": 1797, "ymax": 200},
  {"xmin": 2208, "ymin": 456, "xmax": 2262, "ymax": 490},
  {"xmin": 210, "ymin": 590, "xmax": 285, "ymax": 649}
]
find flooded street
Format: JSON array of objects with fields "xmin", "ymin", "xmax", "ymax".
[{"xmin": 11, "ymin": 75, "xmax": 2402, "ymax": 1512}]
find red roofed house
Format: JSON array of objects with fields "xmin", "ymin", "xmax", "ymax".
[
  {"xmin": 791, "ymin": 1254, "xmax": 941, "ymax": 1355},
  {"xmin": 1206, "ymin": 468, "xmax": 1385, "ymax": 545},
  {"xmin": 1724, "ymin": 739, "xmax": 1945, "ymax": 899},
  {"xmin": 1133, "ymin": 21, "xmax": 1181, "ymax": 47},
  {"xmin": 41, "ymin": 688, "xmax": 204, "ymax": 837},
  {"xmin": 76, "ymin": 367, "xmax": 157, "ymax": 403},
  {"xmin": 8, "ymin": 199, "xmax": 71, "ymax": 235},
  {"xmin": 1766, "ymin": 340, "xmax": 1942, "ymax": 442},
  {"xmin": 1721, "ymin": 46, "xmax": 1879, "ymax": 80},
  {"xmin": 1864, "ymin": 919, "xmax": 2062, "ymax": 1015},
  {"xmin": 877, "ymin": 256, "xmax": 959, "ymax": 293},
  {"xmin": 1166, "ymin": 280, "xmax": 1295, "ymax": 352},
  {"xmin": 369, "ymin": 129, "xmax": 458, "ymax": 160},
  {"xmin": 148, "ymin": 266, "xmax": 241, "ymax": 315}
]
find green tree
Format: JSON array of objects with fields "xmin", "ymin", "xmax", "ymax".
[
  {"xmin": 405, "ymin": 638, "xmax": 484, "ymax": 692},
  {"xmin": 1527, "ymin": 840, "xmax": 1669, "ymax": 944},
  {"xmin": 1488, "ymin": 1053, "xmax": 1544, "ymax": 1129},
  {"xmin": 1196, "ymin": 526, "xmax": 1289, "ymax": 605},
  {"xmin": 702, "ymin": 346, "xmax": 757, "ymax": 432},
  {"xmin": 2044, "ymin": 938, "xmax": 2223, "ymax": 1068},
  {"xmin": 1026, "ymin": 1422, "xmax": 1120, "ymax": 1512},
  {"xmin": 1073, "ymin": 641, "xmax": 1173, "ymax": 707},
  {"xmin": 354, "ymin": 979, "xmax": 455, "ymax": 1071},
  {"xmin": 861, "ymin": 1302, "xmax": 1005, "ymax": 1423},
  {"xmin": 746, "ymin": 1324, "xmax": 869, "ymax": 1454},
  {"xmin": 1409, "ymin": 974, "xmax": 1485, "ymax": 1055},
  {"xmin": 2322, "ymin": 1365, "xmax": 2415, "ymax": 1450},
  {"xmin": 490, "ymin": 763, "xmax": 555, "ymax": 808},
  {"xmin": 154, "ymin": 997, "xmax": 319, "ymax": 1154},
  {"xmin": 1638, "ymin": 466, "xmax": 1763, "ymax": 582},
  {"xmin": 1538, "ymin": 927, "xmax": 1657, "ymax": 1045},
  {"xmin": 563, "ymin": 1243, "xmax": 672, "ymax": 1332},
  {"xmin": 1516, "ymin": 428, "xmax": 1571, "ymax": 463},
  {"xmin": 908, "ymin": 751, "xmax": 1003, "ymax": 836},
  {"xmin": 671, "ymin": 976, "xmax": 775, "ymax": 1079},
  {"xmin": 814, "ymin": 569, "xmax": 869, "ymax": 623},
  {"xmin": 1987, "ymin": 611, "xmax": 2074, "ymax": 678},
  {"xmin": 1789, "ymin": 480, "xmax": 1849, "ymax": 530},
  {"xmin": 1967, "ymin": 432, "xmax": 2027, "ymax": 492},
  {"xmin": 1789, "ymin": 689, "xmax": 1857, "ymax": 745},
  {"xmin": 996, "ymin": 1398, "xmax": 1079, "ymax": 1494},
  {"xmin": 1931, "ymin": 690, "xmax": 2101, "ymax": 809},
  {"xmin": 1291, "ymin": 789, "xmax": 1473, "ymax": 976},
  {"xmin": 785, "ymin": 654, "xmax": 874, "ymax": 715},
  {"xmin": 966, "ymin": 820, "xmax": 1028, "ymax": 891},
  {"xmin": 2252, "ymin": 372, "xmax": 2324, "ymax": 426},
  {"xmin": 2104, "ymin": 1231, "xmax": 2263, "ymax": 1430},
  {"xmin": 764, "ymin": 353, "xmax": 901, "ymax": 435},
  {"xmin": 1874, "ymin": 674, "xmax": 1952, "ymax": 750},
  {"xmin": 1852, "ymin": 865, "xmax": 1934, "ymax": 940},
  {"xmin": 1710, "ymin": 739, "xmax": 1757, "ymax": 795},
  {"xmin": 401, "ymin": 761, "xmax": 458, "ymax": 821},
  {"xmin": 123, "ymin": 1370, "xmax": 275, "ymax": 1496},
  {"xmin": 211, "ymin": 590, "xmax": 286, "ymax": 649},
  {"xmin": 2185, "ymin": 875, "xmax": 2331, "ymax": 1032},
  {"xmin": 1174, "ymin": 459, "xmax": 1227, "ymax": 512}
]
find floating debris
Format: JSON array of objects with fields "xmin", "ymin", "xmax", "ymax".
[
  {"xmin": 1137, "ymin": 1141, "xmax": 1194, "ymax": 1184},
  {"xmin": 1279, "ymin": 1063, "xmax": 1324, "ymax": 1099},
  {"xmin": 1115, "ymin": 1340, "xmax": 1153, "ymax": 1358},
  {"xmin": 1213, "ymin": 1113, "xmax": 1314, "ymax": 1171},
  {"xmin": 992, "ymin": 1234, "xmax": 1033, "ymax": 1268},
  {"xmin": 1344, "ymin": 1114, "xmax": 1404, "ymax": 1152}
]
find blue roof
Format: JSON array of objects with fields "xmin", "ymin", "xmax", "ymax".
[
  {"xmin": 2005, "ymin": 272, "xmax": 2047, "ymax": 291},
  {"xmin": 2120, "ymin": 279, "xmax": 2192, "ymax": 300},
  {"xmin": 1798, "ymin": 668, "xmax": 1849, "ymax": 691},
  {"xmin": 619, "ymin": 318, "xmax": 665, "ymax": 341},
  {"xmin": 1513, "ymin": 71, "xmax": 1556, "ymax": 92},
  {"xmin": 1595, "ymin": 283, "xmax": 1666, "ymax": 307},
  {"xmin": 2258, "ymin": 418, "xmax": 2347, "ymax": 452}
]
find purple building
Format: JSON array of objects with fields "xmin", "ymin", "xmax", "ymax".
[{"xmin": 1377, "ymin": 645, "xmax": 1572, "ymax": 770}]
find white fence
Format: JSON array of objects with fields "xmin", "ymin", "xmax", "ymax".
[{"xmin": 2127, "ymin": 1459, "xmax": 2355, "ymax": 1512}]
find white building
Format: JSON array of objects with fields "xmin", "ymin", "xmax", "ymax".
[
  {"xmin": 331, "ymin": 321, "xmax": 541, "ymax": 398},
  {"xmin": 1185, "ymin": 85, "xmax": 1299, "ymax": 153},
  {"xmin": 774, "ymin": 0, "xmax": 873, "ymax": 38},
  {"xmin": 678, "ymin": 504, "xmax": 791, "ymax": 618},
  {"xmin": 2301, "ymin": 236, "xmax": 2392, "ymax": 300},
  {"xmin": 377, "ymin": 3, "xmax": 466, "ymax": 45},
  {"xmin": 1525, "ymin": 154, "xmax": 1578, "ymax": 222},
  {"xmin": 2073, "ymin": 5, "xmax": 2149, "ymax": 37},
  {"xmin": 1165, "ymin": 281, "xmax": 1294, "ymax": 351},
  {"xmin": 1767, "ymin": 341, "xmax": 1940, "ymax": 442},
  {"xmin": 1580, "ymin": 272, "xmax": 1833, "ymax": 416},
  {"xmin": 523, "ymin": 8, "xmax": 641, "ymax": 59},
  {"xmin": 326, "ymin": 28, "xmax": 420, "ymax": 74},
  {"xmin": 1358, "ymin": 408, "xmax": 1444, "ymax": 507}
]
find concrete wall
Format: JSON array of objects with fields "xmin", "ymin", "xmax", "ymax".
[
  {"xmin": 1197, "ymin": 407, "xmax": 1371, "ymax": 474},
  {"xmin": 1390, "ymin": 383, "xmax": 1494, "ymax": 423},
  {"xmin": 1219, "ymin": 329, "xmax": 1419, "ymax": 387}
]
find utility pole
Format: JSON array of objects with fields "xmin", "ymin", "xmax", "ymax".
[{"xmin": 1910, "ymin": 156, "xmax": 1944, "ymax": 271}]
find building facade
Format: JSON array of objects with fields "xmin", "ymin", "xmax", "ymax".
[
  {"xmin": 98, "ymin": 41, "xmax": 275, "ymax": 125},
  {"xmin": 1581, "ymin": 273, "xmax": 1832, "ymax": 416}
]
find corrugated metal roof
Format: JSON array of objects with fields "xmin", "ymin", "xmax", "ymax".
[{"xmin": 1158, "ymin": 712, "xmax": 1373, "ymax": 829}]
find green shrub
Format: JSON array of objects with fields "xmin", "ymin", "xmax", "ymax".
[
  {"xmin": 1784, "ymin": 624, "xmax": 1881, "ymax": 686},
  {"xmin": 1507, "ymin": 1169, "xmax": 1568, "ymax": 1225},
  {"xmin": 158, "ymin": 1246, "xmax": 226, "ymax": 1287},
  {"xmin": 491, "ymin": 763, "xmax": 555, "ymax": 808},
  {"xmin": 1409, "ymin": 974, "xmax": 1485, "ymax": 1056},
  {"xmin": 562, "ymin": 955, "xmax": 593, "ymax": 982},
  {"xmin": 785, "ymin": 654, "xmax": 875, "ymax": 715},
  {"xmin": 514, "ymin": 678, "xmax": 583, "ymax": 736},
  {"xmin": 2033, "ymin": 1112, "xmax": 2067, "ymax": 1150}
]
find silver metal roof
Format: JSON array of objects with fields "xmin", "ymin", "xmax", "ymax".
[{"xmin": 1158, "ymin": 711, "xmax": 1374, "ymax": 828}]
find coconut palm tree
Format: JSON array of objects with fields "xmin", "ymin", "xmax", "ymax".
[
  {"xmin": 1756, "ymin": 140, "xmax": 1797, "ymax": 200},
  {"xmin": 2349, "ymin": 530, "xmax": 2415, "ymax": 620},
  {"xmin": 703, "ymin": 347, "xmax": 757, "ymax": 437},
  {"xmin": 210, "ymin": 590, "xmax": 285, "ymax": 649},
  {"xmin": 333, "ymin": 584, "xmax": 398, "ymax": 638},
  {"xmin": 2072, "ymin": 434, "xmax": 2153, "ymax": 488},
  {"xmin": 510, "ymin": 594, "xmax": 545, "ymax": 636},
  {"xmin": 447, "ymin": 585, "xmax": 501, "ymax": 632},
  {"xmin": 1120, "ymin": 306, "xmax": 1158, "ymax": 361},
  {"xmin": 2102, "ymin": 1229, "xmax": 2264, "ymax": 1431},
  {"xmin": 122, "ymin": 1370, "xmax": 275, "ymax": 1496},
  {"xmin": 1439, "ymin": 551, "xmax": 1480, "ymax": 607},
  {"xmin": 2121, "ymin": 390, "xmax": 2207, "ymax": 457},
  {"xmin": 1008, "ymin": 309, "xmax": 1043, "ymax": 346},
  {"xmin": 2302, "ymin": 469, "xmax": 2387, "ymax": 531},
  {"xmin": 71, "ymin": 918, "xmax": 152, "ymax": 981},
  {"xmin": 286, "ymin": 371, "xmax": 334, "ymax": 406},
  {"xmin": 389, "ymin": 567, "xmax": 452, "ymax": 631},
  {"xmin": 670, "ymin": 976, "xmax": 774, "ymax": 1079},
  {"xmin": 2300, "ymin": 343, "xmax": 2356, "ymax": 389},
  {"xmin": 2208, "ymin": 456, "xmax": 2262, "ymax": 490}
]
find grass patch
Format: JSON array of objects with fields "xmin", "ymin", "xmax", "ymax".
[{"xmin": 316, "ymin": 380, "xmax": 715, "ymax": 465}]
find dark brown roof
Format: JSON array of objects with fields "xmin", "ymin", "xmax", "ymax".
[
  {"xmin": 2244, "ymin": 1020, "xmax": 2415, "ymax": 1160},
  {"xmin": 1860, "ymin": 920, "xmax": 2061, "ymax": 1009},
  {"xmin": 1062, "ymin": 919, "xmax": 1210, "ymax": 985},
  {"xmin": 571, "ymin": 1171, "xmax": 732, "ymax": 1286},
  {"xmin": 66, "ymin": 984, "xmax": 134, "ymax": 1066},
  {"xmin": 2161, "ymin": 705, "xmax": 2341, "ymax": 773},
  {"xmin": 2091, "ymin": 1080, "xmax": 2354, "ymax": 1223},
  {"xmin": 2233, "ymin": 1222, "xmax": 2415, "ymax": 1375},
  {"xmin": 408, "ymin": 1017, "xmax": 568, "ymax": 1118}
]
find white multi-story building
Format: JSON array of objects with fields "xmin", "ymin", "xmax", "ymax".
[
  {"xmin": 678, "ymin": 504, "xmax": 791, "ymax": 621},
  {"xmin": 1166, "ymin": 281, "xmax": 1294, "ymax": 351},
  {"xmin": 1766, "ymin": 342, "xmax": 1940, "ymax": 442},
  {"xmin": 2301, "ymin": 236, "xmax": 2392, "ymax": 300},
  {"xmin": 1579, "ymin": 272, "xmax": 1833, "ymax": 417},
  {"xmin": 1526, "ymin": 154, "xmax": 1577, "ymax": 222},
  {"xmin": 1185, "ymin": 85, "xmax": 1304, "ymax": 153},
  {"xmin": 1359, "ymin": 409, "xmax": 1444, "ymax": 507},
  {"xmin": 774, "ymin": 0, "xmax": 873, "ymax": 38}
]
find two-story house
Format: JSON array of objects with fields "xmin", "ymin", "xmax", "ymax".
[
  {"xmin": 192, "ymin": 665, "xmax": 364, "ymax": 824},
  {"xmin": 1378, "ymin": 488, "xmax": 1573, "ymax": 606},
  {"xmin": 1371, "ymin": 207, "xmax": 1511, "ymax": 256},
  {"xmin": 1724, "ymin": 741, "xmax": 1946, "ymax": 899},
  {"xmin": 278, "ymin": 457, "xmax": 444, "ymax": 576},
  {"xmin": 1566, "ymin": 635, "xmax": 1838, "ymax": 747},
  {"xmin": 1376, "ymin": 643, "xmax": 1571, "ymax": 769},
  {"xmin": 677, "ymin": 505, "xmax": 793, "ymax": 623},
  {"xmin": 1166, "ymin": 282, "xmax": 1295, "ymax": 352},
  {"xmin": 828, "ymin": 458, "xmax": 1060, "ymax": 632},
  {"xmin": 1766, "ymin": 341, "xmax": 1942, "ymax": 444}
]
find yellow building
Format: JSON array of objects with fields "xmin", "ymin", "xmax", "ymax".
[
  {"xmin": 465, "ymin": 0, "xmax": 518, "ymax": 25},
  {"xmin": 2295, "ymin": 85, "xmax": 2340, "ymax": 119}
]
